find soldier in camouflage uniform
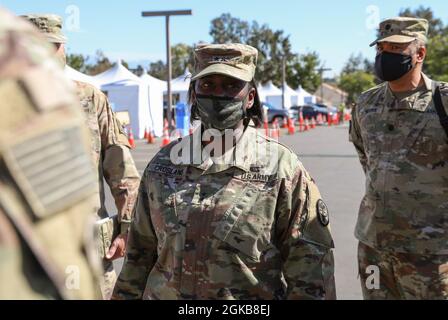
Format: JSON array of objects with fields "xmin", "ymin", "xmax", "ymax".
[
  {"xmin": 22, "ymin": 14, "xmax": 141, "ymax": 299},
  {"xmin": 0, "ymin": 7, "xmax": 101, "ymax": 299},
  {"xmin": 350, "ymin": 17, "xmax": 448, "ymax": 299},
  {"xmin": 113, "ymin": 43, "xmax": 336, "ymax": 300}
]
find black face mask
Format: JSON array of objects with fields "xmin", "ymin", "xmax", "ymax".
[
  {"xmin": 195, "ymin": 94, "xmax": 248, "ymax": 131},
  {"xmin": 374, "ymin": 51, "xmax": 414, "ymax": 82}
]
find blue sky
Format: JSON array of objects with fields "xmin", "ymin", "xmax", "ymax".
[{"xmin": 2, "ymin": 0, "xmax": 447, "ymax": 78}]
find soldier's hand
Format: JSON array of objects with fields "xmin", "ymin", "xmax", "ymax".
[{"xmin": 106, "ymin": 233, "xmax": 128, "ymax": 260}]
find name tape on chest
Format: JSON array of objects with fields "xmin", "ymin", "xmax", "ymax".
[{"xmin": 149, "ymin": 164, "xmax": 185, "ymax": 177}]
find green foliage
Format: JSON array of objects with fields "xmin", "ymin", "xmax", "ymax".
[
  {"xmin": 338, "ymin": 71, "xmax": 375, "ymax": 104},
  {"xmin": 289, "ymin": 52, "xmax": 322, "ymax": 92},
  {"xmin": 148, "ymin": 43, "xmax": 194, "ymax": 80},
  {"xmin": 425, "ymin": 34, "xmax": 448, "ymax": 82},
  {"xmin": 399, "ymin": 6, "xmax": 446, "ymax": 38},
  {"xmin": 342, "ymin": 53, "xmax": 374, "ymax": 74},
  {"xmin": 210, "ymin": 13, "xmax": 250, "ymax": 43},
  {"xmin": 85, "ymin": 50, "xmax": 113, "ymax": 75},
  {"xmin": 66, "ymin": 52, "xmax": 89, "ymax": 73},
  {"xmin": 209, "ymin": 13, "xmax": 322, "ymax": 91},
  {"xmin": 398, "ymin": 6, "xmax": 448, "ymax": 82}
]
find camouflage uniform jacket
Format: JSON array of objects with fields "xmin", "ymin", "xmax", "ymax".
[
  {"xmin": 113, "ymin": 125, "xmax": 336, "ymax": 300},
  {"xmin": 0, "ymin": 8, "xmax": 101, "ymax": 299},
  {"xmin": 350, "ymin": 73, "xmax": 448, "ymax": 254},
  {"xmin": 75, "ymin": 81, "xmax": 140, "ymax": 233}
]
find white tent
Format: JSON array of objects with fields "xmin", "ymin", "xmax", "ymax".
[
  {"xmin": 93, "ymin": 59, "xmax": 140, "ymax": 85},
  {"xmin": 64, "ymin": 65, "xmax": 99, "ymax": 87},
  {"xmin": 258, "ymin": 81, "xmax": 288, "ymax": 109},
  {"xmin": 296, "ymin": 86, "xmax": 317, "ymax": 105},
  {"xmin": 167, "ymin": 68, "xmax": 191, "ymax": 105},
  {"xmin": 282, "ymin": 82, "xmax": 299, "ymax": 108},
  {"xmin": 94, "ymin": 61, "xmax": 163, "ymax": 139},
  {"xmin": 139, "ymin": 71, "xmax": 166, "ymax": 137}
]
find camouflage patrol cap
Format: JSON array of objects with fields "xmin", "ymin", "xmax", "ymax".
[
  {"xmin": 21, "ymin": 14, "xmax": 67, "ymax": 43},
  {"xmin": 369, "ymin": 17, "xmax": 428, "ymax": 47},
  {"xmin": 191, "ymin": 43, "xmax": 258, "ymax": 82}
]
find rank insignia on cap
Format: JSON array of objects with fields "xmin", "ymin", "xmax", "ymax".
[{"xmin": 316, "ymin": 199, "xmax": 330, "ymax": 226}]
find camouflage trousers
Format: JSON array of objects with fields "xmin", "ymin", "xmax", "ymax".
[
  {"xmin": 358, "ymin": 242, "xmax": 448, "ymax": 300},
  {"xmin": 100, "ymin": 259, "xmax": 117, "ymax": 300}
]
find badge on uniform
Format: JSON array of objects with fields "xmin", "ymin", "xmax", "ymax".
[{"xmin": 316, "ymin": 199, "xmax": 330, "ymax": 226}]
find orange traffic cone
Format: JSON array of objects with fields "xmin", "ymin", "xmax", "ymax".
[
  {"xmin": 282, "ymin": 117, "xmax": 288, "ymax": 129},
  {"xmin": 344, "ymin": 113, "xmax": 349, "ymax": 121},
  {"xmin": 264, "ymin": 117, "xmax": 269, "ymax": 137},
  {"xmin": 143, "ymin": 127, "xmax": 148, "ymax": 140},
  {"xmin": 161, "ymin": 119, "xmax": 170, "ymax": 147},
  {"xmin": 328, "ymin": 114, "xmax": 332, "ymax": 126},
  {"xmin": 304, "ymin": 118, "xmax": 309, "ymax": 131},
  {"xmin": 272, "ymin": 119, "xmax": 279, "ymax": 139},
  {"xmin": 317, "ymin": 113, "xmax": 323, "ymax": 125},
  {"xmin": 299, "ymin": 112, "xmax": 304, "ymax": 132},
  {"xmin": 276, "ymin": 119, "xmax": 281, "ymax": 138},
  {"xmin": 288, "ymin": 117, "xmax": 295, "ymax": 135},
  {"xmin": 147, "ymin": 129, "xmax": 155, "ymax": 144},
  {"xmin": 128, "ymin": 127, "xmax": 135, "ymax": 149}
]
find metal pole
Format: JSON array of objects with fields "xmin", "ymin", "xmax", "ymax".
[
  {"xmin": 320, "ymin": 71, "xmax": 324, "ymax": 103},
  {"xmin": 141, "ymin": 10, "xmax": 192, "ymax": 134},
  {"xmin": 165, "ymin": 15, "xmax": 173, "ymax": 132},
  {"xmin": 316, "ymin": 67, "xmax": 331, "ymax": 104},
  {"xmin": 282, "ymin": 57, "xmax": 286, "ymax": 109}
]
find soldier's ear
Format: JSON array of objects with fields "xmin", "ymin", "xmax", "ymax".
[
  {"xmin": 246, "ymin": 87, "xmax": 255, "ymax": 110},
  {"xmin": 416, "ymin": 46, "xmax": 426, "ymax": 63}
]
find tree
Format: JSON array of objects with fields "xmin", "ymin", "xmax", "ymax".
[
  {"xmin": 289, "ymin": 52, "xmax": 322, "ymax": 92},
  {"xmin": 66, "ymin": 52, "xmax": 89, "ymax": 72},
  {"xmin": 398, "ymin": 7, "xmax": 448, "ymax": 82},
  {"xmin": 171, "ymin": 43, "xmax": 195, "ymax": 76},
  {"xmin": 121, "ymin": 60, "xmax": 130, "ymax": 70},
  {"xmin": 85, "ymin": 50, "xmax": 113, "ymax": 75},
  {"xmin": 425, "ymin": 34, "xmax": 448, "ymax": 82},
  {"xmin": 209, "ymin": 13, "xmax": 321, "ymax": 90},
  {"xmin": 247, "ymin": 23, "xmax": 295, "ymax": 86},
  {"xmin": 342, "ymin": 53, "xmax": 373, "ymax": 74},
  {"xmin": 338, "ymin": 71, "xmax": 375, "ymax": 104},
  {"xmin": 210, "ymin": 13, "xmax": 250, "ymax": 44},
  {"xmin": 399, "ymin": 6, "xmax": 446, "ymax": 38},
  {"xmin": 148, "ymin": 43, "xmax": 194, "ymax": 80},
  {"xmin": 148, "ymin": 60, "xmax": 166, "ymax": 79},
  {"xmin": 338, "ymin": 52, "xmax": 376, "ymax": 104}
]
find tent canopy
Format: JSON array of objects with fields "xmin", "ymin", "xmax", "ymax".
[
  {"xmin": 168, "ymin": 68, "xmax": 191, "ymax": 93},
  {"xmin": 65, "ymin": 65, "xmax": 99, "ymax": 87},
  {"xmin": 93, "ymin": 59, "xmax": 141, "ymax": 86},
  {"xmin": 95, "ymin": 62, "xmax": 164, "ymax": 139},
  {"xmin": 296, "ymin": 86, "xmax": 317, "ymax": 105},
  {"xmin": 140, "ymin": 68, "xmax": 166, "ymax": 89},
  {"xmin": 283, "ymin": 82, "xmax": 298, "ymax": 97},
  {"xmin": 258, "ymin": 81, "xmax": 296, "ymax": 109},
  {"xmin": 260, "ymin": 81, "xmax": 282, "ymax": 96}
]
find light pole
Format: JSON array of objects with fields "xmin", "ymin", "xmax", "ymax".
[
  {"xmin": 142, "ymin": 10, "xmax": 192, "ymax": 132},
  {"xmin": 317, "ymin": 67, "xmax": 332, "ymax": 104},
  {"xmin": 282, "ymin": 56, "xmax": 286, "ymax": 109}
]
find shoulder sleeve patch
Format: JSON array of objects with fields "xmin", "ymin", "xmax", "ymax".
[
  {"xmin": 301, "ymin": 178, "xmax": 334, "ymax": 248},
  {"xmin": 21, "ymin": 67, "xmax": 75, "ymax": 112}
]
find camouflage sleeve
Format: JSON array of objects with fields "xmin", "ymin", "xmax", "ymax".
[
  {"xmin": 348, "ymin": 103, "xmax": 367, "ymax": 173},
  {"xmin": 276, "ymin": 165, "xmax": 336, "ymax": 300},
  {"xmin": 94, "ymin": 90, "xmax": 140, "ymax": 234},
  {"xmin": 112, "ymin": 171, "xmax": 157, "ymax": 299}
]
